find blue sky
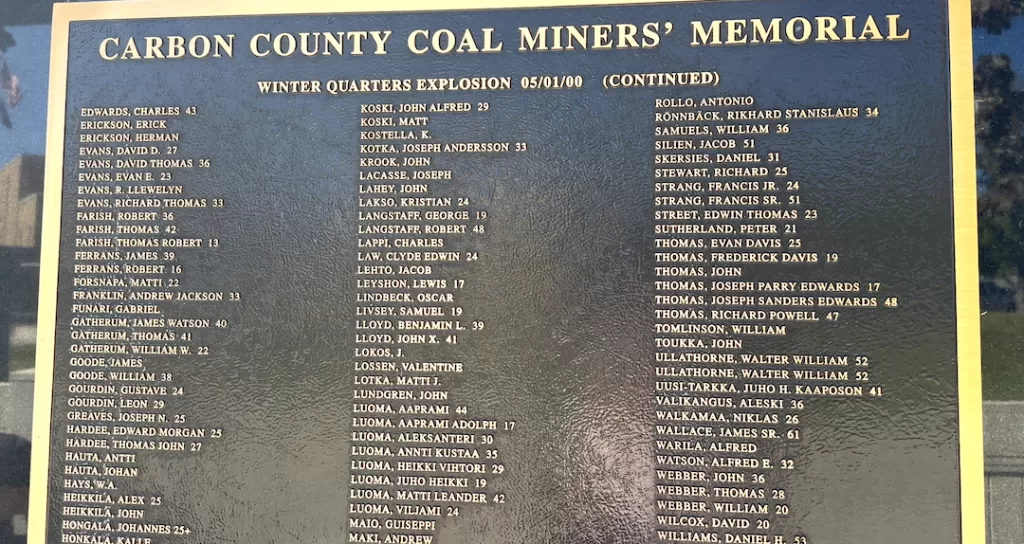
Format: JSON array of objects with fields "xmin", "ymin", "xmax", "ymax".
[{"xmin": 0, "ymin": 19, "xmax": 1023, "ymax": 168}]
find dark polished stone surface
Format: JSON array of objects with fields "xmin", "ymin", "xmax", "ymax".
[{"xmin": 43, "ymin": 3, "xmax": 964, "ymax": 544}]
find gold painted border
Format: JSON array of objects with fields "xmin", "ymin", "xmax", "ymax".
[
  {"xmin": 29, "ymin": 1, "xmax": 985, "ymax": 543},
  {"xmin": 949, "ymin": 0, "xmax": 985, "ymax": 541}
]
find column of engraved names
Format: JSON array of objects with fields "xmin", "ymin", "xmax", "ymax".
[
  {"xmin": 651, "ymin": 96, "xmax": 895, "ymax": 544},
  {"xmin": 349, "ymin": 101, "xmax": 509, "ymax": 544},
  {"xmin": 61, "ymin": 105, "xmax": 227, "ymax": 544}
]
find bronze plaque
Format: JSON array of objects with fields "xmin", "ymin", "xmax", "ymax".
[{"xmin": 30, "ymin": 1, "xmax": 983, "ymax": 544}]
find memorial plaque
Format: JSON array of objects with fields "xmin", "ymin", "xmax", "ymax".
[{"xmin": 29, "ymin": 1, "xmax": 984, "ymax": 544}]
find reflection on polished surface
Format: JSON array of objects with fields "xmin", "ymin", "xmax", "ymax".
[
  {"xmin": 0, "ymin": 432, "xmax": 29, "ymax": 544},
  {"xmin": 0, "ymin": 6, "xmax": 53, "ymax": 543}
]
